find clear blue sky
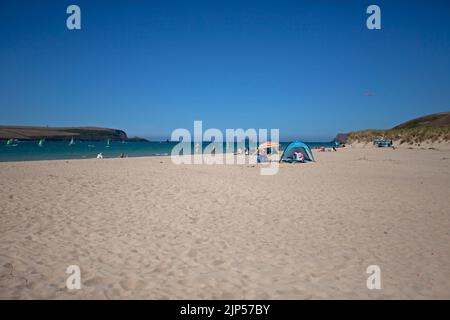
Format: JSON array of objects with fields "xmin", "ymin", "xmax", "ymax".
[{"xmin": 1, "ymin": 0, "xmax": 449, "ymax": 141}]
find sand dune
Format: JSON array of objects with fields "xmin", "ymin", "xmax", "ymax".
[{"xmin": 1, "ymin": 147, "xmax": 450, "ymax": 299}]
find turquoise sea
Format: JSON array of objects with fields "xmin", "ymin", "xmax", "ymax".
[{"xmin": 0, "ymin": 140, "xmax": 335, "ymax": 162}]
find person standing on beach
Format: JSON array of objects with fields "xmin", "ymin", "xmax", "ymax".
[{"xmin": 195, "ymin": 143, "xmax": 200, "ymax": 154}]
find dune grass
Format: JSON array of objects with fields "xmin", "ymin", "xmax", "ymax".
[
  {"xmin": 347, "ymin": 112, "xmax": 450, "ymax": 144},
  {"xmin": 348, "ymin": 126, "xmax": 450, "ymax": 144}
]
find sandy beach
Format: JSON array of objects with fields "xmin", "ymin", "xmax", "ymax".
[{"xmin": 1, "ymin": 145, "xmax": 450, "ymax": 299}]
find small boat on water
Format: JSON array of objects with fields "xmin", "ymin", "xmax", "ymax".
[
  {"xmin": 106, "ymin": 139, "xmax": 111, "ymax": 148},
  {"xmin": 38, "ymin": 139, "xmax": 45, "ymax": 147},
  {"xmin": 68, "ymin": 137, "xmax": 75, "ymax": 146},
  {"xmin": 6, "ymin": 139, "xmax": 18, "ymax": 147}
]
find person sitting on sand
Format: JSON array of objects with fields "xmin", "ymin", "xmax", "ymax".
[
  {"xmin": 293, "ymin": 151, "xmax": 304, "ymax": 162},
  {"xmin": 97, "ymin": 152, "xmax": 103, "ymax": 159}
]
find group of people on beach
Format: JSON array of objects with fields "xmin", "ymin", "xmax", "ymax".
[
  {"xmin": 237, "ymin": 147, "xmax": 250, "ymax": 155},
  {"xmin": 194, "ymin": 143, "xmax": 252, "ymax": 156},
  {"xmin": 96, "ymin": 152, "xmax": 127, "ymax": 159},
  {"xmin": 317, "ymin": 146, "xmax": 337, "ymax": 152}
]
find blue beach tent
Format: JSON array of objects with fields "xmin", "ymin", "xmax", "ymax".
[{"xmin": 280, "ymin": 141, "xmax": 316, "ymax": 162}]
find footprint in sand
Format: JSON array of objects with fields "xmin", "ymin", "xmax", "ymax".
[
  {"xmin": 119, "ymin": 278, "xmax": 146, "ymax": 291},
  {"xmin": 84, "ymin": 276, "xmax": 107, "ymax": 288},
  {"xmin": 213, "ymin": 259, "xmax": 225, "ymax": 266},
  {"xmin": 187, "ymin": 249, "xmax": 197, "ymax": 258}
]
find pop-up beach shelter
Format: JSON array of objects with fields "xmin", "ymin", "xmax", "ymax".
[{"xmin": 280, "ymin": 141, "xmax": 315, "ymax": 162}]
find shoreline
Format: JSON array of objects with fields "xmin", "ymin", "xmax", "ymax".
[
  {"xmin": 1, "ymin": 140, "xmax": 450, "ymax": 164},
  {"xmin": 0, "ymin": 153, "xmax": 172, "ymax": 164}
]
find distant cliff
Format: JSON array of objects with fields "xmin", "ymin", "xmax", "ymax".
[
  {"xmin": 336, "ymin": 112, "xmax": 450, "ymax": 144},
  {"xmin": 0, "ymin": 126, "xmax": 148, "ymax": 142},
  {"xmin": 334, "ymin": 133, "xmax": 349, "ymax": 144}
]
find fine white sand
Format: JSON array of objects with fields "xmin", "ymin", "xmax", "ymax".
[{"xmin": 1, "ymin": 146, "xmax": 450, "ymax": 299}]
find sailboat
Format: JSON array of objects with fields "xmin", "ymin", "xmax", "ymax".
[
  {"xmin": 38, "ymin": 139, "xmax": 45, "ymax": 147},
  {"xmin": 68, "ymin": 137, "xmax": 75, "ymax": 146},
  {"xmin": 6, "ymin": 139, "xmax": 18, "ymax": 147},
  {"xmin": 106, "ymin": 139, "xmax": 111, "ymax": 148}
]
